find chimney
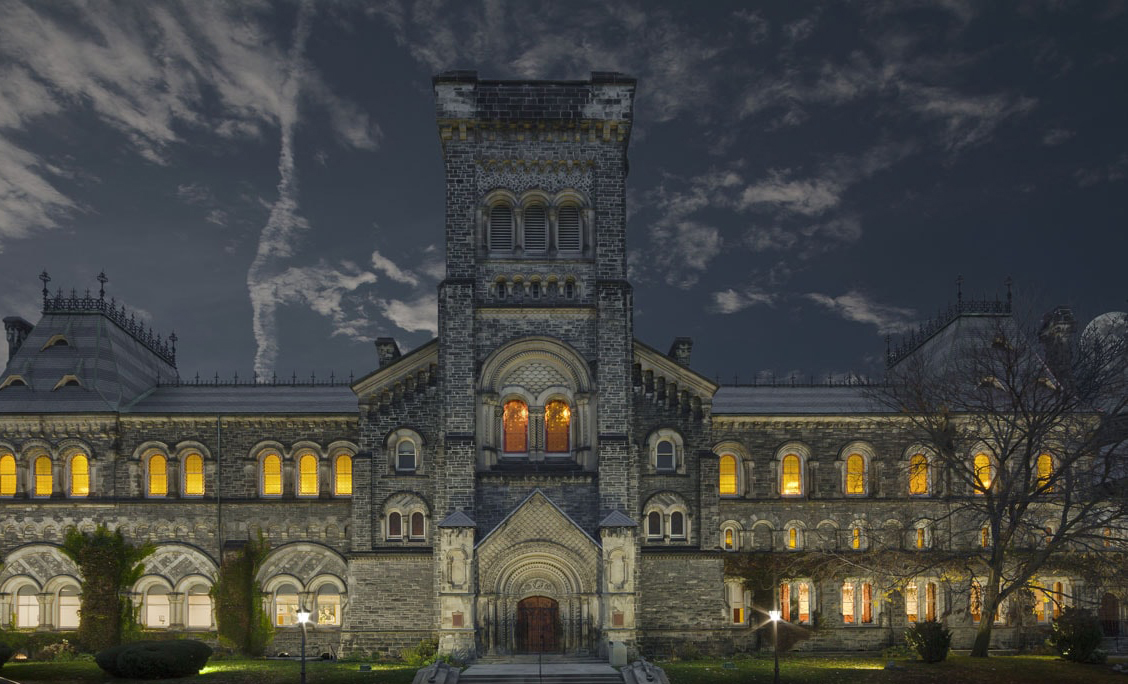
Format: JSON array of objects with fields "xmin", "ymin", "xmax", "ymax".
[
  {"xmin": 3, "ymin": 317, "xmax": 33, "ymax": 362},
  {"xmin": 667, "ymin": 337, "xmax": 693, "ymax": 367},
  {"xmin": 375, "ymin": 337, "xmax": 402, "ymax": 369}
]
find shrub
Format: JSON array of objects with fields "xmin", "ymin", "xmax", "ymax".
[
  {"xmin": 212, "ymin": 533, "xmax": 273, "ymax": 656},
  {"xmin": 1050, "ymin": 607, "xmax": 1105, "ymax": 663},
  {"xmin": 95, "ymin": 639, "xmax": 212, "ymax": 679},
  {"xmin": 400, "ymin": 638, "xmax": 438, "ymax": 667},
  {"xmin": 0, "ymin": 643, "xmax": 13, "ymax": 669},
  {"xmin": 904, "ymin": 620, "xmax": 952, "ymax": 663},
  {"xmin": 60, "ymin": 526, "xmax": 153, "ymax": 652}
]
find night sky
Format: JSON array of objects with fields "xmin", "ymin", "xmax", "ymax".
[{"xmin": 1, "ymin": 1, "xmax": 1125, "ymax": 385}]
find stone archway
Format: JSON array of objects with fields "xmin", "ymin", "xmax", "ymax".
[
  {"xmin": 1099, "ymin": 593, "xmax": 1120, "ymax": 637},
  {"xmin": 516, "ymin": 596, "xmax": 559, "ymax": 652}
]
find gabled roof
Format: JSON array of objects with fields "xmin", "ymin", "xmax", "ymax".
[
  {"xmin": 351, "ymin": 339, "xmax": 438, "ymax": 399},
  {"xmin": 438, "ymin": 511, "xmax": 477, "ymax": 528},
  {"xmin": 599, "ymin": 510, "xmax": 638, "ymax": 528},
  {"xmin": 475, "ymin": 488, "xmax": 601, "ymax": 550},
  {"xmin": 633, "ymin": 339, "xmax": 718, "ymax": 398}
]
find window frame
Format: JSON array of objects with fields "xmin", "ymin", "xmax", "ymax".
[
  {"xmin": 543, "ymin": 398, "xmax": 572, "ymax": 454},
  {"xmin": 146, "ymin": 451, "xmax": 168, "ymax": 498},
  {"xmin": 648, "ymin": 429, "xmax": 685, "ymax": 474},
  {"xmin": 333, "ymin": 452, "xmax": 353, "ymax": 496},
  {"xmin": 182, "ymin": 452, "xmax": 205, "ymax": 497},
  {"xmin": 296, "ymin": 451, "xmax": 319, "ymax": 498},
  {"xmin": 501, "ymin": 398, "xmax": 530, "ymax": 456},
  {"xmin": 908, "ymin": 449, "xmax": 931, "ymax": 497},
  {"xmin": 32, "ymin": 453, "xmax": 53, "ymax": 498},
  {"xmin": 487, "ymin": 202, "xmax": 515, "ymax": 253},
  {"xmin": 0, "ymin": 451, "xmax": 15, "ymax": 497},
  {"xmin": 260, "ymin": 450, "xmax": 283, "ymax": 498}
]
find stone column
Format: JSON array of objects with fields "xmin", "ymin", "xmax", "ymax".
[
  {"xmin": 167, "ymin": 592, "xmax": 185, "ymax": 629},
  {"xmin": 437, "ymin": 518, "xmax": 477, "ymax": 656},
  {"xmin": 37, "ymin": 593, "xmax": 54, "ymax": 630},
  {"xmin": 0, "ymin": 593, "xmax": 9, "ymax": 628}
]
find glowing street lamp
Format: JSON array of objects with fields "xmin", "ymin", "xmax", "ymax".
[
  {"xmin": 768, "ymin": 609, "xmax": 782, "ymax": 684},
  {"xmin": 296, "ymin": 607, "xmax": 312, "ymax": 684}
]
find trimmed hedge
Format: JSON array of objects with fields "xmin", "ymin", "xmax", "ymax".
[
  {"xmin": 905, "ymin": 619, "xmax": 952, "ymax": 663},
  {"xmin": 95, "ymin": 639, "xmax": 212, "ymax": 679}
]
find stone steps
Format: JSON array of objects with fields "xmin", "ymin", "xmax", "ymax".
[{"xmin": 460, "ymin": 660, "xmax": 622, "ymax": 684}]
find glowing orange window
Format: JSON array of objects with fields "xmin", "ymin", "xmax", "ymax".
[
  {"xmin": 147, "ymin": 454, "xmax": 167, "ymax": 497},
  {"xmin": 845, "ymin": 454, "xmax": 865, "ymax": 495},
  {"xmin": 852, "ymin": 527, "xmax": 862, "ymax": 550},
  {"xmin": 779, "ymin": 583, "xmax": 791, "ymax": 622},
  {"xmin": 719, "ymin": 454, "xmax": 738, "ymax": 496},
  {"xmin": 262, "ymin": 453, "xmax": 282, "ymax": 496},
  {"xmin": 334, "ymin": 454, "xmax": 352, "ymax": 496},
  {"xmin": 861, "ymin": 583, "xmax": 873, "ymax": 624},
  {"xmin": 183, "ymin": 453, "xmax": 204, "ymax": 496},
  {"xmin": 970, "ymin": 582, "xmax": 983, "ymax": 622},
  {"xmin": 34, "ymin": 455, "xmax": 52, "ymax": 497},
  {"xmin": 781, "ymin": 454, "xmax": 801, "ymax": 496},
  {"xmin": 974, "ymin": 453, "xmax": 992, "ymax": 491},
  {"xmin": 503, "ymin": 400, "xmax": 528, "ymax": 453},
  {"xmin": 0, "ymin": 453, "xmax": 15, "ymax": 496},
  {"xmin": 909, "ymin": 453, "xmax": 929, "ymax": 495},
  {"xmin": 1036, "ymin": 453, "xmax": 1053, "ymax": 491},
  {"xmin": 842, "ymin": 582, "xmax": 855, "ymax": 623},
  {"xmin": 298, "ymin": 453, "xmax": 318, "ymax": 496},
  {"xmin": 544, "ymin": 400, "xmax": 570, "ymax": 453}
]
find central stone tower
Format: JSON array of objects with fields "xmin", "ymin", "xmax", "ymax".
[{"xmin": 431, "ymin": 71, "xmax": 640, "ymax": 656}]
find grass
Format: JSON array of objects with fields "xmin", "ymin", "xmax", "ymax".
[
  {"xmin": 3, "ymin": 654, "xmax": 1125, "ymax": 683},
  {"xmin": 0, "ymin": 658, "xmax": 417, "ymax": 684},
  {"xmin": 660, "ymin": 654, "xmax": 1128, "ymax": 684}
]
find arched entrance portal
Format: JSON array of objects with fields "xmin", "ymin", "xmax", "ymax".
[
  {"xmin": 516, "ymin": 596, "xmax": 559, "ymax": 652},
  {"xmin": 1100, "ymin": 593, "xmax": 1120, "ymax": 637}
]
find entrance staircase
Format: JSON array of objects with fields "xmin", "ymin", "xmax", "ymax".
[{"xmin": 460, "ymin": 654, "xmax": 623, "ymax": 684}]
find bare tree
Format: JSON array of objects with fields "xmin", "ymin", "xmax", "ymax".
[{"xmin": 873, "ymin": 306, "xmax": 1128, "ymax": 656}]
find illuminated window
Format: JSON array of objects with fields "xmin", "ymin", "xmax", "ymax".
[
  {"xmin": 187, "ymin": 583, "xmax": 212, "ymax": 629},
  {"xmin": 981, "ymin": 526, "xmax": 990, "ymax": 548},
  {"xmin": 396, "ymin": 440, "xmax": 417, "ymax": 472},
  {"xmin": 503, "ymin": 400, "xmax": 528, "ymax": 453},
  {"xmin": 845, "ymin": 453, "xmax": 866, "ymax": 495},
  {"xmin": 544, "ymin": 400, "xmax": 570, "ymax": 453},
  {"xmin": 387, "ymin": 512, "xmax": 402, "ymax": 539},
  {"xmin": 970, "ymin": 582, "xmax": 983, "ymax": 622},
  {"xmin": 906, "ymin": 584, "xmax": 919, "ymax": 623},
  {"xmin": 788, "ymin": 527, "xmax": 799, "ymax": 550},
  {"xmin": 916, "ymin": 527, "xmax": 927, "ymax": 550},
  {"xmin": 655, "ymin": 439, "xmax": 675, "ymax": 472},
  {"xmin": 274, "ymin": 583, "xmax": 299, "ymax": 627},
  {"xmin": 489, "ymin": 204, "xmax": 514, "ymax": 251},
  {"xmin": 862, "ymin": 583, "xmax": 873, "ymax": 624},
  {"xmin": 647, "ymin": 511, "xmax": 662, "ymax": 539},
  {"xmin": 974, "ymin": 452, "xmax": 993, "ymax": 491},
  {"xmin": 183, "ymin": 453, "xmax": 204, "ymax": 496},
  {"xmin": 262, "ymin": 452, "xmax": 282, "ymax": 496},
  {"xmin": 69, "ymin": 453, "xmax": 89, "ymax": 497},
  {"xmin": 316, "ymin": 584, "xmax": 341, "ymax": 626},
  {"xmin": 1104, "ymin": 527, "xmax": 1114, "ymax": 548},
  {"xmin": 147, "ymin": 453, "xmax": 167, "ymax": 497},
  {"xmin": 925, "ymin": 582, "xmax": 937, "ymax": 621},
  {"xmin": 798, "ymin": 583, "xmax": 811, "ymax": 623},
  {"xmin": 334, "ymin": 454, "xmax": 352, "ymax": 495},
  {"xmin": 145, "ymin": 586, "xmax": 170, "ymax": 628},
  {"xmin": 909, "ymin": 452, "xmax": 929, "ymax": 495},
  {"xmin": 298, "ymin": 453, "xmax": 318, "ymax": 496},
  {"xmin": 34, "ymin": 455, "xmax": 52, "ymax": 497},
  {"xmin": 724, "ymin": 528, "xmax": 735, "ymax": 551},
  {"xmin": 781, "ymin": 454, "xmax": 801, "ymax": 496},
  {"xmin": 719, "ymin": 453, "xmax": 738, "ymax": 496},
  {"xmin": 1053, "ymin": 581, "xmax": 1064, "ymax": 619},
  {"xmin": 1036, "ymin": 453, "xmax": 1053, "ymax": 491},
  {"xmin": 852, "ymin": 527, "xmax": 862, "ymax": 550},
  {"xmin": 729, "ymin": 582, "xmax": 745, "ymax": 624},
  {"xmin": 670, "ymin": 511, "xmax": 685, "ymax": 539},
  {"xmin": 0, "ymin": 452, "xmax": 16, "ymax": 496},
  {"xmin": 58, "ymin": 586, "xmax": 80, "ymax": 629},
  {"xmin": 842, "ymin": 582, "xmax": 855, "ymax": 623},
  {"xmin": 410, "ymin": 512, "xmax": 425, "ymax": 540},
  {"xmin": 779, "ymin": 583, "xmax": 791, "ymax": 622},
  {"xmin": 16, "ymin": 586, "xmax": 39, "ymax": 628}
]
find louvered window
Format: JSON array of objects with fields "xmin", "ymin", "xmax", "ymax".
[
  {"xmin": 524, "ymin": 206, "xmax": 547, "ymax": 253},
  {"xmin": 557, "ymin": 205, "xmax": 581, "ymax": 252},
  {"xmin": 489, "ymin": 205, "xmax": 514, "ymax": 251}
]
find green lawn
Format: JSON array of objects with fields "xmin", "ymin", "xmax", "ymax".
[
  {"xmin": 3, "ymin": 655, "xmax": 1125, "ymax": 684},
  {"xmin": 661, "ymin": 654, "xmax": 1128, "ymax": 684},
  {"xmin": 0, "ymin": 659, "xmax": 417, "ymax": 684}
]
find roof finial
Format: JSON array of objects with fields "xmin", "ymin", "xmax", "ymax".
[
  {"xmin": 97, "ymin": 271, "xmax": 108, "ymax": 300},
  {"xmin": 956, "ymin": 274, "xmax": 964, "ymax": 305},
  {"xmin": 39, "ymin": 270, "xmax": 51, "ymax": 302}
]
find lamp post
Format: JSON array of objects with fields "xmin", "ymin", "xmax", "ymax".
[
  {"xmin": 296, "ymin": 607, "xmax": 312, "ymax": 684},
  {"xmin": 768, "ymin": 609, "xmax": 781, "ymax": 684}
]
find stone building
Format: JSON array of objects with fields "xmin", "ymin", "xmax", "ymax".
[{"xmin": 0, "ymin": 72, "xmax": 1124, "ymax": 659}]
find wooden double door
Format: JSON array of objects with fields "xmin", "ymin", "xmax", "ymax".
[{"xmin": 516, "ymin": 596, "xmax": 559, "ymax": 652}]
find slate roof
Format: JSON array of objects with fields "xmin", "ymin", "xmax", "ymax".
[
  {"xmin": 711, "ymin": 386, "xmax": 890, "ymax": 415},
  {"xmin": 599, "ymin": 510, "xmax": 638, "ymax": 527},
  {"xmin": 126, "ymin": 385, "xmax": 358, "ymax": 415},
  {"xmin": 438, "ymin": 511, "xmax": 477, "ymax": 528}
]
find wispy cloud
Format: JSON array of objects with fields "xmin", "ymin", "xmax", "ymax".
[
  {"xmin": 378, "ymin": 293, "xmax": 439, "ymax": 337},
  {"xmin": 371, "ymin": 249, "xmax": 420, "ymax": 286},
  {"xmin": 711, "ymin": 288, "xmax": 775, "ymax": 314},
  {"xmin": 804, "ymin": 290, "xmax": 916, "ymax": 334}
]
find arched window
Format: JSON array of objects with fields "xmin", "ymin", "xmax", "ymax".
[
  {"xmin": 316, "ymin": 584, "xmax": 341, "ymax": 625},
  {"xmin": 58, "ymin": 586, "xmax": 80, "ymax": 629},
  {"xmin": 0, "ymin": 452, "xmax": 16, "ymax": 496},
  {"xmin": 524, "ymin": 205, "xmax": 547, "ymax": 253},
  {"xmin": 974, "ymin": 452, "xmax": 993, "ymax": 491},
  {"xmin": 719, "ymin": 453, "xmax": 738, "ymax": 496},
  {"xmin": 34, "ymin": 455, "xmax": 52, "ymax": 497},
  {"xmin": 145, "ymin": 586, "xmax": 170, "ymax": 628},
  {"xmin": 503, "ymin": 400, "xmax": 528, "ymax": 453},
  {"xmin": 557, "ymin": 205, "xmax": 581, "ymax": 252},
  {"xmin": 781, "ymin": 454, "xmax": 802, "ymax": 496},
  {"xmin": 981, "ymin": 526, "xmax": 991, "ymax": 548},
  {"xmin": 70, "ymin": 453, "xmax": 89, "ymax": 497},
  {"xmin": 396, "ymin": 440, "xmax": 417, "ymax": 472},
  {"xmin": 147, "ymin": 453, "xmax": 167, "ymax": 497},
  {"xmin": 186, "ymin": 583, "xmax": 212, "ymax": 629},
  {"xmin": 544, "ymin": 399, "xmax": 570, "ymax": 453},
  {"xmin": 842, "ymin": 581, "xmax": 855, "ymax": 623},
  {"xmin": 787, "ymin": 527, "xmax": 800, "ymax": 550},
  {"xmin": 274, "ymin": 583, "xmax": 300, "ymax": 626},
  {"xmin": 905, "ymin": 584, "xmax": 919, "ymax": 623},
  {"xmin": 845, "ymin": 453, "xmax": 866, "ymax": 496},
  {"xmin": 16, "ymin": 586, "xmax": 39, "ymax": 628},
  {"xmin": 183, "ymin": 453, "xmax": 204, "ymax": 496},
  {"xmin": 387, "ymin": 512, "xmax": 402, "ymax": 540},
  {"xmin": 670, "ymin": 511, "xmax": 686, "ymax": 539},
  {"xmin": 655, "ymin": 440, "xmax": 675, "ymax": 472},
  {"xmin": 970, "ymin": 581, "xmax": 983, "ymax": 622},
  {"xmin": 1036, "ymin": 453, "xmax": 1053, "ymax": 491},
  {"xmin": 909, "ymin": 452, "xmax": 929, "ymax": 496},
  {"xmin": 489, "ymin": 204, "xmax": 514, "ymax": 251},
  {"xmin": 261, "ymin": 452, "xmax": 282, "ymax": 497},
  {"xmin": 334, "ymin": 454, "xmax": 352, "ymax": 495},
  {"xmin": 724, "ymin": 527, "xmax": 736, "ymax": 551},
  {"xmin": 647, "ymin": 511, "xmax": 662, "ymax": 539},
  {"xmin": 298, "ymin": 453, "xmax": 318, "ymax": 497},
  {"xmin": 851, "ymin": 526, "xmax": 863, "ymax": 550},
  {"xmin": 410, "ymin": 511, "xmax": 425, "ymax": 540}
]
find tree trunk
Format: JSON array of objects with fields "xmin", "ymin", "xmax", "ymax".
[
  {"xmin": 971, "ymin": 619, "xmax": 994, "ymax": 657},
  {"xmin": 971, "ymin": 570, "xmax": 1004, "ymax": 657}
]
